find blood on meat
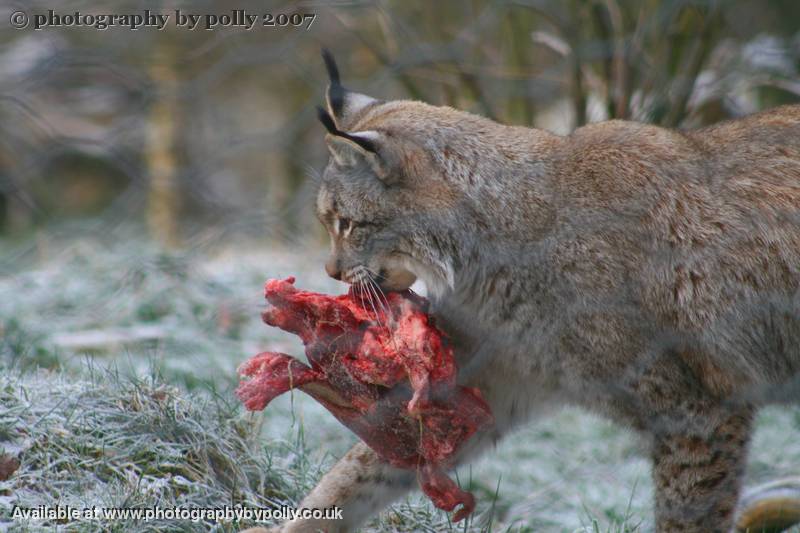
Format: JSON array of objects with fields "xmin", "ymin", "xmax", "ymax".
[{"xmin": 236, "ymin": 277, "xmax": 493, "ymax": 521}]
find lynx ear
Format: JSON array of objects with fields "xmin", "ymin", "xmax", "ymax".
[
  {"xmin": 322, "ymin": 48, "xmax": 378, "ymax": 128},
  {"xmin": 317, "ymin": 106, "xmax": 394, "ymax": 183}
]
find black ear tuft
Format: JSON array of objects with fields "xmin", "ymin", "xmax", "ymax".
[
  {"xmin": 316, "ymin": 106, "xmax": 377, "ymax": 154},
  {"xmin": 321, "ymin": 48, "xmax": 345, "ymax": 117},
  {"xmin": 321, "ymin": 48, "xmax": 340, "ymax": 85},
  {"xmin": 316, "ymin": 106, "xmax": 338, "ymax": 135}
]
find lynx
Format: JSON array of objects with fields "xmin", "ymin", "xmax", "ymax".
[{"xmin": 247, "ymin": 51, "xmax": 800, "ymax": 532}]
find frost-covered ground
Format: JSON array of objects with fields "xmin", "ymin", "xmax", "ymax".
[{"xmin": 2, "ymin": 235, "xmax": 800, "ymax": 532}]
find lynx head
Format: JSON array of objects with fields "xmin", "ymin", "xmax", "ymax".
[{"xmin": 314, "ymin": 50, "xmax": 459, "ymax": 297}]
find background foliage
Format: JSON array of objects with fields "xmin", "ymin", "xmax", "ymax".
[{"xmin": 1, "ymin": 0, "xmax": 799, "ymax": 243}]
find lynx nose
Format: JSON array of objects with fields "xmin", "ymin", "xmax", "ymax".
[{"xmin": 325, "ymin": 257, "xmax": 342, "ymax": 280}]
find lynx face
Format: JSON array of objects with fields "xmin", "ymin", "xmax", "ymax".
[
  {"xmin": 315, "ymin": 161, "xmax": 417, "ymax": 292},
  {"xmin": 313, "ymin": 52, "xmax": 466, "ymax": 299}
]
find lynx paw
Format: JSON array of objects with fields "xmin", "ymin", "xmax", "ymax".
[{"xmin": 737, "ymin": 477, "xmax": 800, "ymax": 532}]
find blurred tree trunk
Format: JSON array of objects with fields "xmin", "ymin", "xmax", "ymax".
[
  {"xmin": 506, "ymin": 9, "xmax": 536, "ymax": 125},
  {"xmin": 567, "ymin": 0, "xmax": 588, "ymax": 127},
  {"xmin": 0, "ymin": 149, "xmax": 31, "ymax": 233},
  {"xmin": 145, "ymin": 36, "xmax": 180, "ymax": 247},
  {"xmin": 662, "ymin": 1, "xmax": 721, "ymax": 127},
  {"xmin": 275, "ymin": 89, "xmax": 306, "ymax": 237},
  {"xmin": 593, "ymin": 0, "xmax": 630, "ymax": 119},
  {"xmin": 0, "ymin": 151, "xmax": 8, "ymax": 232}
]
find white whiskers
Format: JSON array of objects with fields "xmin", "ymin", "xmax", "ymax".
[{"xmin": 348, "ymin": 265, "xmax": 389, "ymax": 330}]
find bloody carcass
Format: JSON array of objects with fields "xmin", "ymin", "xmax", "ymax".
[{"xmin": 236, "ymin": 277, "xmax": 493, "ymax": 521}]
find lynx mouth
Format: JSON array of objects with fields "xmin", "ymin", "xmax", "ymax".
[
  {"xmin": 341, "ymin": 266, "xmax": 389, "ymax": 290},
  {"xmin": 341, "ymin": 265, "xmax": 374, "ymax": 285}
]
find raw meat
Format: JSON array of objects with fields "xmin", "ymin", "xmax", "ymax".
[{"xmin": 236, "ymin": 277, "xmax": 493, "ymax": 521}]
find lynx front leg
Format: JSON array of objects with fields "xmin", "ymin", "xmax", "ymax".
[
  {"xmin": 651, "ymin": 407, "xmax": 753, "ymax": 533},
  {"xmin": 295, "ymin": 442, "xmax": 417, "ymax": 532},
  {"xmin": 247, "ymin": 442, "xmax": 414, "ymax": 533}
]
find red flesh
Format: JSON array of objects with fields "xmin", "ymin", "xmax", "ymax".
[{"xmin": 236, "ymin": 277, "xmax": 493, "ymax": 520}]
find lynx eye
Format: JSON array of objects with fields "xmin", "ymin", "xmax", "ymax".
[{"xmin": 337, "ymin": 217, "xmax": 352, "ymax": 234}]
